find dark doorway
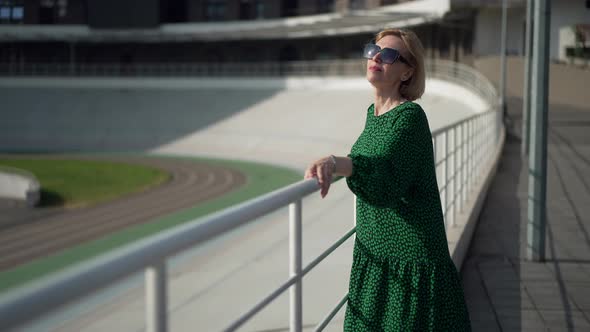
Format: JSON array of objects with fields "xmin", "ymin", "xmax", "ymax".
[
  {"xmin": 162, "ymin": 0, "xmax": 187, "ymax": 23},
  {"xmin": 239, "ymin": 0, "xmax": 252, "ymax": 20},
  {"xmin": 39, "ymin": 5, "xmax": 55, "ymax": 24},
  {"xmin": 281, "ymin": 0, "xmax": 298, "ymax": 17},
  {"xmin": 279, "ymin": 45, "xmax": 299, "ymax": 62}
]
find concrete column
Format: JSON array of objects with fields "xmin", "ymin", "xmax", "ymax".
[{"xmin": 527, "ymin": 0, "xmax": 551, "ymax": 262}]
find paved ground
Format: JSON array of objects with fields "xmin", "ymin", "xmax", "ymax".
[
  {"xmin": 461, "ymin": 61, "xmax": 590, "ymax": 331},
  {"xmin": 0, "ymin": 155, "xmax": 245, "ymax": 270}
]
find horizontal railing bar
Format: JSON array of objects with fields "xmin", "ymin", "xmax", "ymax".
[
  {"xmin": 439, "ymin": 173, "xmax": 458, "ymax": 191},
  {"xmin": 227, "ymin": 226, "xmax": 356, "ymax": 331},
  {"xmin": 314, "ymin": 293, "xmax": 349, "ymax": 332},
  {"xmin": 445, "ymin": 204, "xmax": 453, "ymax": 214},
  {"xmin": 431, "ymin": 111, "xmax": 493, "ymax": 138},
  {"xmin": 224, "ymin": 275, "xmax": 299, "ymax": 332},
  {"xmin": 0, "ymin": 177, "xmax": 341, "ymax": 330},
  {"xmin": 301, "ymin": 227, "xmax": 356, "ymax": 277}
]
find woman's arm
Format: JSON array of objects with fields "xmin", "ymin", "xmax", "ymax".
[
  {"xmin": 304, "ymin": 155, "xmax": 352, "ymax": 198},
  {"xmin": 345, "ymin": 108, "xmax": 429, "ymax": 207}
]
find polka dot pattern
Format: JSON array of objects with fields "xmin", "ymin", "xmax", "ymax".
[{"xmin": 344, "ymin": 102, "xmax": 471, "ymax": 331}]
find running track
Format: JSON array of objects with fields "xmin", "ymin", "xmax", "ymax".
[{"xmin": 0, "ymin": 155, "xmax": 246, "ymax": 271}]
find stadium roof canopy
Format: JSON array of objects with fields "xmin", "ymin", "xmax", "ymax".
[{"xmin": 0, "ymin": 0, "xmax": 450, "ymax": 42}]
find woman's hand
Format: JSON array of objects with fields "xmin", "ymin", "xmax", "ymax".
[{"xmin": 304, "ymin": 156, "xmax": 335, "ymax": 198}]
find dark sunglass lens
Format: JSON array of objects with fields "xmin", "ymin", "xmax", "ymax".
[
  {"xmin": 380, "ymin": 48, "xmax": 399, "ymax": 64},
  {"xmin": 363, "ymin": 44, "xmax": 379, "ymax": 58}
]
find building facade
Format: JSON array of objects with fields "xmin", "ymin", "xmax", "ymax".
[
  {"xmin": 0, "ymin": 0, "xmax": 586, "ymax": 72},
  {"xmin": 0, "ymin": 0, "xmax": 418, "ymax": 25}
]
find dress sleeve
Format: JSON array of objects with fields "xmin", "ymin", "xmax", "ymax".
[{"xmin": 346, "ymin": 107, "xmax": 429, "ymax": 207}]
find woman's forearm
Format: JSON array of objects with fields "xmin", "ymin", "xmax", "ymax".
[{"xmin": 333, "ymin": 156, "xmax": 353, "ymax": 177}]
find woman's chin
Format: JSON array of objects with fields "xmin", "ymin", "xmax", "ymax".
[
  {"xmin": 366, "ymin": 72, "xmax": 378, "ymax": 81},
  {"xmin": 366, "ymin": 73, "xmax": 386, "ymax": 87}
]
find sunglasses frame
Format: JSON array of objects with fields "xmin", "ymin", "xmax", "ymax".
[{"xmin": 363, "ymin": 43, "xmax": 412, "ymax": 67}]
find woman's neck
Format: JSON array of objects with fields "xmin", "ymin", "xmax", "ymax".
[{"xmin": 374, "ymin": 88, "xmax": 406, "ymax": 116}]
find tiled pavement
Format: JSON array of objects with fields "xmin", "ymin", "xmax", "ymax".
[{"xmin": 460, "ymin": 94, "xmax": 590, "ymax": 331}]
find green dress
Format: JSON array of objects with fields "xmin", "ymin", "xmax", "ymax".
[{"xmin": 344, "ymin": 102, "xmax": 471, "ymax": 331}]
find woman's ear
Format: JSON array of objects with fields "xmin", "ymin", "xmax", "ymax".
[{"xmin": 401, "ymin": 68, "xmax": 414, "ymax": 82}]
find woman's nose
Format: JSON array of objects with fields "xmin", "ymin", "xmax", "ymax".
[{"xmin": 372, "ymin": 52, "xmax": 382, "ymax": 63}]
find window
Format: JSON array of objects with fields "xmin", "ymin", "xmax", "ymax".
[
  {"xmin": 281, "ymin": 0, "xmax": 297, "ymax": 17},
  {"xmin": 0, "ymin": 0, "xmax": 24, "ymax": 23},
  {"xmin": 0, "ymin": 7, "xmax": 10, "ymax": 19},
  {"xmin": 239, "ymin": 0, "xmax": 251, "ymax": 20},
  {"xmin": 39, "ymin": 0, "xmax": 56, "ymax": 24},
  {"xmin": 349, "ymin": 0, "xmax": 364, "ymax": 10},
  {"xmin": 57, "ymin": 0, "xmax": 67, "ymax": 18},
  {"xmin": 11, "ymin": 6, "xmax": 22, "ymax": 19},
  {"xmin": 205, "ymin": 0, "xmax": 226, "ymax": 21},
  {"xmin": 318, "ymin": 0, "xmax": 333, "ymax": 13},
  {"xmin": 256, "ymin": 0, "xmax": 264, "ymax": 19}
]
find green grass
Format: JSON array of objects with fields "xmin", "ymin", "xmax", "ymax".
[
  {"xmin": 0, "ymin": 155, "xmax": 302, "ymax": 293},
  {"xmin": 0, "ymin": 159, "xmax": 170, "ymax": 208}
]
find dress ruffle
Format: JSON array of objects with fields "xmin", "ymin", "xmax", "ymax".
[{"xmin": 344, "ymin": 239, "xmax": 471, "ymax": 331}]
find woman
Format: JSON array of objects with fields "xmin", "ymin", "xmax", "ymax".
[{"xmin": 304, "ymin": 29, "xmax": 471, "ymax": 331}]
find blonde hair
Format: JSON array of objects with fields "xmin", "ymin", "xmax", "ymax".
[{"xmin": 375, "ymin": 28, "xmax": 426, "ymax": 101}]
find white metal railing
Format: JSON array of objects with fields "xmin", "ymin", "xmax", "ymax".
[
  {"xmin": 432, "ymin": 109, "xmax": 502, "ymax": 228},
  {"xmin": 0, "ymin": 61, "xmax": 502, "ymax": 332}
]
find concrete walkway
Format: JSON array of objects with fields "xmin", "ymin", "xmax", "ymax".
[{"xmin": 461, "ymin": 60, "xmax": 590, "ymax": 331}]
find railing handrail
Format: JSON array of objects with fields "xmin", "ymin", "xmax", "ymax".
[
  {"xmin": 0, "ymin": 177, "xmax": 328, "ymax": 330},
  {"xmin": 432, "ymin": 109, "xmax": 491, "ymax": 137}
]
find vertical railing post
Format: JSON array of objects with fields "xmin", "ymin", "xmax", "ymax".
[
  {"xmin": 146, "ymin": 261, "xmax": 168, "ymax": 332},
  {"xmin": 433, "ymin": 136, "xmax": 437, "ymax": 169},
  {"xmin": 289, "ymin": 200, "xmax": 302, "ymax": 332},
  {"xmin": 443, "ymin": 131, "xmax": 449, "ymax": 225},
  {"xmin": 353, "ymin": 195, "xmax": 357, "ymax": 227},
  {"xmin": 453, "ymin": 126, "xmax": 458, "ymax": 225},
  {"xmin": 480, "ymin": 117, "xmax": 485, "ymax": 171},
  {"xmin": 476, "ymin": 118, "xmax": 480, "ymax": 177},
  {"xmin": 459, "ymin": 123, "xmax": 464, "ymax": 211},
  {"xmin": 467, "ymin": 119, "xmax": 475, "ymax": 191}
]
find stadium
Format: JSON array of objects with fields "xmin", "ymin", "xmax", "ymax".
[{"xmin": 0, "ymin": 0, "xmax": 589, "ymax": 331}]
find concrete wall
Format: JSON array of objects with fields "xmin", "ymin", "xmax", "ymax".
[
  {"xmin": 474, "ymin": 1, "xmax": 590, "ymax": 61},
  {"xmin": 0, "ymin": 76, "xmax": 484, "ymax": 168},
  {"xmin": 552, "ymin": 0, "xmax": 590, "ymax": 61},
  {"xmin": 474, "ymin": 55, "xmax": 590, "ymax": 109},
  {"xmin": 474, "ymin": 6, "xmax": 525, "ymax": 57}
]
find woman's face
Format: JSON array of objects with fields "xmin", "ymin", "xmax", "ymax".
[{"xmin": 366, "ymin": 34, "xmax": 414, "ymax": 92}]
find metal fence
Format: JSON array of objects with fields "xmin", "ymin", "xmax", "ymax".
[{"xmin": 0, "ymin": 61, "xmax": 502, "ymax": 332}]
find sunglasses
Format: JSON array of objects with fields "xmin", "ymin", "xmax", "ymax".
[{"xmin": 363, "ymin": 43, "xmax": 412, "ymax": 66}]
